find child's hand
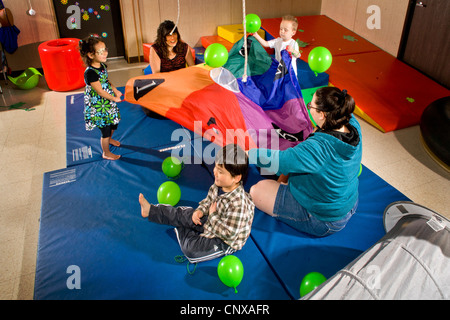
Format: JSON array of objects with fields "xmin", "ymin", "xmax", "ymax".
[
  {"xmin": 285, "ymin": 45, "xmax": 296, "ymax": 58},
  {"xmin": 285, "ymin": 46, "xmax": 300, "ymax": 58},
  {"xmin": 113, "ymin": 91, "xmax": 123, "ymax": 103},
  {"xmin": 192, "ymin": 210, "xmax": 204, "ymax": 225}
]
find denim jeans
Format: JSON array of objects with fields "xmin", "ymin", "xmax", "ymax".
[{"xmin": 273, "ymin": 184, "xmax": 358, "ymax": 237}]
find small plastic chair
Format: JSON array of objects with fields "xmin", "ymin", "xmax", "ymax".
[{"xmin": 8, "ymin": 67, "xmax": 42, "ymax": 89}]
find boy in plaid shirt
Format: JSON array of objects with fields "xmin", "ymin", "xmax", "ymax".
[{"xmin": 139, "ymin": 144, "xmax": 255, "ymax": 263}]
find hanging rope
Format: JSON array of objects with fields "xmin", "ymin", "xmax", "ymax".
[
  {"xmin": 170, "ymin": 0, "xmax": 181, "ymax": 35},
  {"xmin": 242, "ymin": 0, "xmax": 248, "ymax": 83}
]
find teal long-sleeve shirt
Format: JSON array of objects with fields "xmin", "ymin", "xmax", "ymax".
[{"xmin": 248, "ymin": 115, "xmax": 362, "ymax": 221}]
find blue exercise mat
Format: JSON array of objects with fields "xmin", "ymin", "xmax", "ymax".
[
  {"xmin": 35, "ymin": 148, "xmax": 290, "ymax": 300},
  {"xmin": 40, "ymin": 86, "xmax": 410, "ymax": 301},
  {"xmin": 187, "ymin": 138, "xmax": 410, "ymax": 300},
  {"xmin": 246, "ymin": 164, "xmax": 410, "ymax": 300},
  {"xmin": 66, "ymin": 88, "xmax": 192, "ymax": 167}
]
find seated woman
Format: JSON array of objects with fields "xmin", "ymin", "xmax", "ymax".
[
  {"xmin": 142, "ymin": 20, "xmax": 195, "ymax": 117},
  {"xmin": 248, "ymin": 87, "xmax": 362, "ymax": 237},
  {"xmin": 149, "ymin": 20, "xmax": 195, "ymax": 73}
]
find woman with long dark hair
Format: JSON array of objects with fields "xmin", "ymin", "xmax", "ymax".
[{"xmin": 148, "ymin": 20, "xmax": 195, "ymax": 73}]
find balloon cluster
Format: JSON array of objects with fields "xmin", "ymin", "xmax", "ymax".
[{"xmin": 157, "ymin": 157, "xmax": 183, "ymax": 206}]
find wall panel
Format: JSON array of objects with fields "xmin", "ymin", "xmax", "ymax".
[
  {"xmin": 321, "ymin": 0, "xmax": 358, "ymax": 30},
  {"xmin": 353, "ymin": 0, "xmax": 409, "ymax": 56},
  {"xmin": 321, "ymin": 0, "xmax": 409, "ymax": 56},
  {"xmin": 6, "ymin": 0, "xmax": 322, "ymax": 70},
  {"xmin": 3, "ymin": 0, "xmax": 58, "ymax": 70}
]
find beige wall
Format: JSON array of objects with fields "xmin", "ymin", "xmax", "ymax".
[
  {"xmin": 121, "ymin": 0, "xmax": 322, "ymax": 62},
  {"xmin": 6, "ymin": 0, "xmax": 412, "ymax": 70},
  {"xmin": 6, "ymin": 0, "xmax": 321, "ymax": 70},
  {"xmin": 3, "ymin": 0, "xmax": 59, "ymax": 71},
  {"xmin": 321, "ymin": 0, "xmax": 409, "ymax": 56}
]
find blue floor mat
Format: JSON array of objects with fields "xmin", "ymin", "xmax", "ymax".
[
  {"xmin": 245, "ymin": 164, "xmax": 410, "ymax": 300},
  {"xmin": 37, "ymin": 87, "xmax": 409, "ymax": 300},
  {"xmin": 66, "ymin": 88, "xmax": 192, "ymax": 167},
  {"xmin": 35, "ymin": 148, "xmax": 290, "ymax": 300}
]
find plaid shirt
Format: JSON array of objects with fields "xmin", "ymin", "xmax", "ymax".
[{"xmin": 196, "ymin": 183, "xmax": 255, "ymax": 251}]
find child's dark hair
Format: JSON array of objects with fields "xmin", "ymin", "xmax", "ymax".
[
  {"xmin": 314, "ymin": 87, "xmax": 355, "ymax": 131},
  {"xmin": 79, "ymin": 36, "xmax": 103, "ymax": 66},
  {"xmin": 154, "ymin": 20, "xmax": 184, "ymax": 60},
  {"xmin": 215, "ymin": 144, "xmax": 249, "ymax": 181}
]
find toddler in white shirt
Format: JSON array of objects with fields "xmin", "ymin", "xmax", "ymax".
[{"xmin": 252, "ymin": 15, "xmax": 300, "ymax": 75}]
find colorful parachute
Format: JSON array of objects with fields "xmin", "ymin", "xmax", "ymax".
[{"xmin": 124, "ymin": 36, "xmax": 313, "ymax": 151}]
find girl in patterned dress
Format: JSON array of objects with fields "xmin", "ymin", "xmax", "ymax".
[{"xmin": 79, "ymin": 36, "xmax": 122, "ymax": 160}]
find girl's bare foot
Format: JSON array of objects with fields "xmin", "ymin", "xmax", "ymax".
[
  {"xmin": 110, "ymin": 138, "xmax": 121, "ymax": 147},
  {"xmin": 139, "ymin": 193, "xmax": 150, "ymax": 218},
  {"xmin": 102, "ymin": 152, "xmax": 121, "ymax": 160}
]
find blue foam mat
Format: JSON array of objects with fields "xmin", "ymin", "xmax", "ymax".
[
  {"xmin": 37, "ymin": 86, "xmax": 410, "ymax": 300},
  {"xmin": 245, "ymin": 164, "xmax": 410, "ymax": 300},
  {"xmin": 66, "ymin": 88, "xmax": 192, "ymax": 167},
  {"xmin": 35, "ymin": 148, "xmax": 290, "ymax": 300}
]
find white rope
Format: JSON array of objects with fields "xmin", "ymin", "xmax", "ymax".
[
  {"xmin": 170, "ymin": 0, "xmax": 181, "ymax": 35},
  {"xmin": 242, "ymin": 0, "xmax": 248, "ymax": 83}
]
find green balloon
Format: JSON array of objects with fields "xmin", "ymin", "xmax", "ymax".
[
  {"xmin": 162, "ymin": 157, "xmax": 182, "ymax": 178},
  {"xmin": 300, "ymin": 272, "xmax": 327, "ymax": 297},
  {"xmin": 217, "ymin": 255, "xmax": 244, "ymax": 293},
  {"xmin": 358, "ymin": 163, "xmax": 363, "ymax": 177},
  {"xmin": 204, "ymin": 43, "xmax": 229, "ymax": 68},
  {"xmin": 157, "ymin": 181, "xmax": 181, "ymax": 206},
  {"xmin": 308, "ymin": 47, "xmax": 333, "ymax": 74},
  {"xmin": 245, "ymin": 13, "xmax": 261, "ymax": 33}
]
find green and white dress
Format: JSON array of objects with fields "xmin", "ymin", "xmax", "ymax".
[{"xmin": 83, "ymin": 63, "xmax": 120, "ymax": 130}]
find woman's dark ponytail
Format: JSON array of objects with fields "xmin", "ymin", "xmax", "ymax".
[{"xmin": 314, "ymin": 87, "xmax": 355, "ymax": 131}]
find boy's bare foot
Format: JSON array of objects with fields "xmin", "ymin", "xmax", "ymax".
[
  {"xmin": 110, "ymin": 139, "xmax": 121, "ymax": 147},
  {"xmin": 102, "ymin": 152, "xmax": 121, "ymax": 160},
  {"xmin": 139, "ymin": 193, "xmax": 150, "ymax": 218}
]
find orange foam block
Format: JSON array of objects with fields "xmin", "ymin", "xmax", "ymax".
[
  {"xmin": 328, "ymin": 51, "xmax": 450, "ymax": 132},
  {"xmin": 143, "ymin": 43, "xmax": 152, "ymax": 62}
]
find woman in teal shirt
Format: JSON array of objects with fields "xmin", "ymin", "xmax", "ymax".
[{"xmin": 248, "ymin": 87, "xmax": 362, "ymax": 236}]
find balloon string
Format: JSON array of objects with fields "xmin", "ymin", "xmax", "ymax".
[
  {"xmin": 174, "ymin": 255, "xmax": 187, "ymax": 263},
  {"xmin": 170, "ymin": 0, "xmax": 180, "ymax": 35},
  {"xmin": 242, "ymin": 0, "xmax": 248, "ymax": 83},
  {"xmin": 174, "ymin": 255, "xmax": 197, "ymax": 274},
  {"xmin": 186, "ymin": 262, "xmax": 197, "ymax": 275}
]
